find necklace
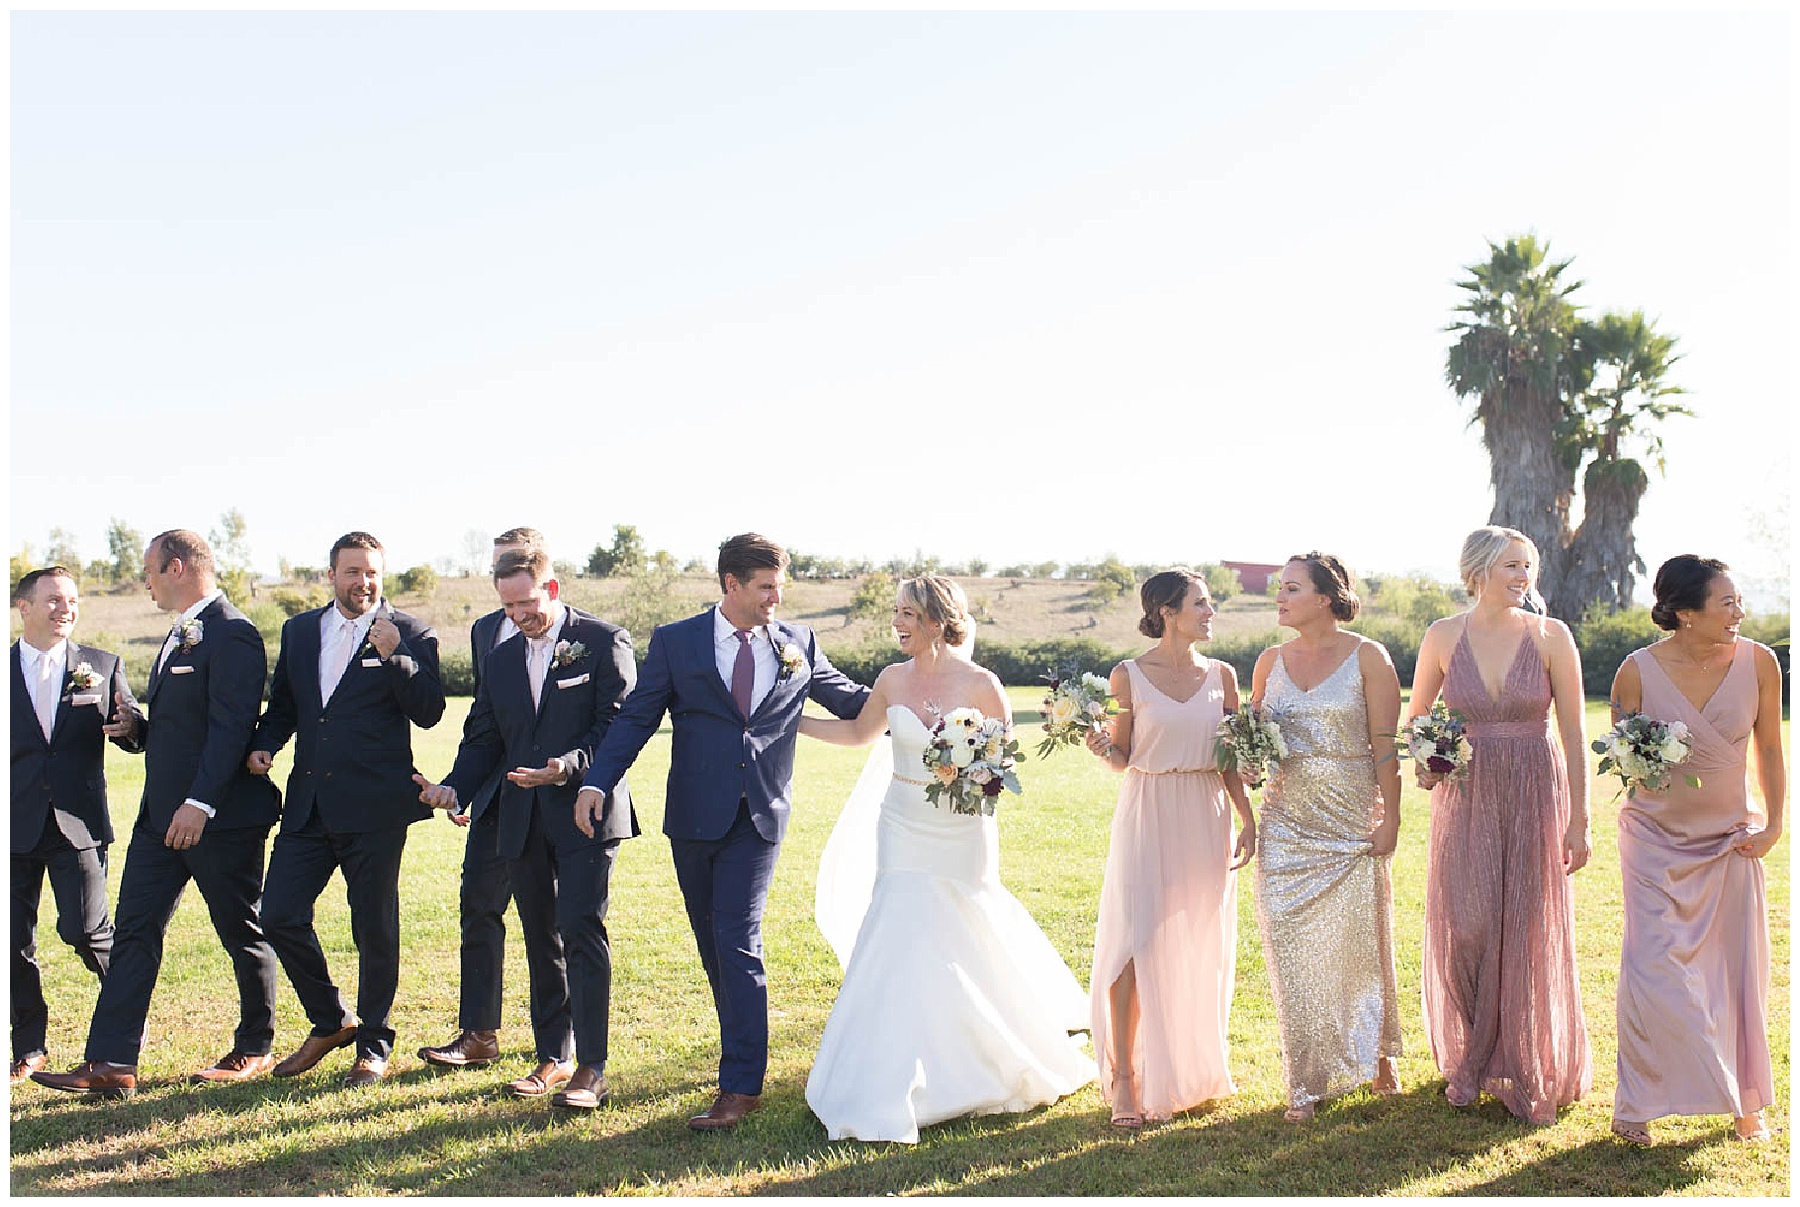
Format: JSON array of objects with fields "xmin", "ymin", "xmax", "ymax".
[{"xmin": 1672, "ymin": 639, "xmax": 1731, "ymax": 674}]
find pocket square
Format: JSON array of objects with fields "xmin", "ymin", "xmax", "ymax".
[
  {"xmin": 169, "ymin": 665, "xmax": 197, "ymax": 675},
  {"xmin": 360, "ymin": 657, "xmax": 383, "ymax": 667},
  {"xmin": 555, "ymin": 673, "xmax": 590, "ymax": 689},
  {"xmin": 72, "ymin": 692, "xmax": 104, "ymax": 706}
]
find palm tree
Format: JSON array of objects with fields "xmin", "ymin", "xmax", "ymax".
[
  {"xmin": 1444, "ymin": 235, "xmax": 1586, "ymax": 597},
  {"xmin": 1560, "ymin": 310, "xmax": 1690, "ymax": 617}
]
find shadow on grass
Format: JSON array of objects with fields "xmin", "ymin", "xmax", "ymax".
[{"xmin": 14, "ymin": 1072, "xmax": 1720, "ymax": 1198}]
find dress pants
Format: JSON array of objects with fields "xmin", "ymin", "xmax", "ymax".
[
  {"xmin": 669, "ymin": 800, "xmax": 778, "ymax": 1097},
  {"xmin": 261, "ymin": 816, "xmax": 409, "ymax": 1061},
  {"xmin": 12, "ymin": 815, "xmax": 112, "ymax": 1060},
  {"xmin": 455, "ymin": 806, "xmax": 514, "ymax": 1032},
  {"xmin": 507, "ymin": 800, "xmax": 620, "ymax": 1067},
  {"xmin": 84, "ymin": 824, "xmax": 277, "ymax": 1067}
]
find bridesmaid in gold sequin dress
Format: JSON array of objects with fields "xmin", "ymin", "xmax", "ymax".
[
  {"xmin": 1249, "ymin": 552, "xmax": 1404, "ymax": 1122},
  {"xmin": 1406, "ymin": 527, "xmax": 1592, "ymax": 1122},
  {"xmin": 1607, "ymin": 556, "xmax": 1785, "ymax": 1147}
]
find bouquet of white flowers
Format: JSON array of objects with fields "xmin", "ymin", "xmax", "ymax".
[
  {"xmin": 923, "ymin": 708, "xmax": 1024, "ymax": 815},
  {"xmin": 1213, "ymin": 703, "xmax": 1287, "ymax": 789},
  {"xmin": 1398, "ymin": 700, "xmax": 1473, "ymax": 784},
  {"xmin": 1593, "ymin": 713, "xmax": 1700, "ymax": 798},
  {"xmin": 1037, "ymin": 665, "xmax": 1117, "ymax": 758}
]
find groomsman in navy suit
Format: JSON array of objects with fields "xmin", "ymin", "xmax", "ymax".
[
  {"xmin": 418, "ymin": 527, "xmax": 552, "ymax": 1071},
  {"xmin": 573, "ymin": 533, "xmax": 868, "ymax": 1129},
  {"xmin": 10, "ymin": 566, "xmax": 143, "ymax": 1084},
  {"xmin": 36, "ymin": 530, "xmax": 282, "ymax": 1098},
  {"xmin": 416, "ymin": 546, "xmax": 636, "ymax": 1108},
  {"xmin": 246, "ymin": 531, "xmax": 445, "ymax": 1087}
]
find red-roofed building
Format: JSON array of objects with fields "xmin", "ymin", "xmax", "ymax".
[{"xmin": 1222, "ymin": 561, "xmax": 1282, "ymax": 595}]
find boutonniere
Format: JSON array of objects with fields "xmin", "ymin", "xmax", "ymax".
[
  {"xmin": 68, "ymin": 661, "xmax": 103, "ymax": 692},
  {"xmin": 175, "ymin": 618, "xmax": 204, "ymax": 652},
  {"xmin": 777, "ymin": 642, "xmax": 805, "ymax": 680},
  {"xmin": 552, "ymin": 639, "xmax": 588, "ymax": 669}
]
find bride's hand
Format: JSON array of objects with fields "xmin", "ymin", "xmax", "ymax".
[{"xmin": 1083, "ymin": 728, "xmax": 1112, "ymax": 759}]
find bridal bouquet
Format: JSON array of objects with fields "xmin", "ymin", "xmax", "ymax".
[
  {"xmin": 924, "ymin": 708, "xmax": 1024, "ymax": 815},
  {"xmin": 1037, "ymin": 664, "xmax": 1117, "ymax": 758},
  {"xmin": 1213, "ymin": 703, "xmax": 1287, "ymax": 789},
  {"xmin": 1593, "ymin": 713, "xmax": 1700, "ymax": 798},
  {"xmin": 1398, "ymin": 700, "xmax": 1473, "ymax": 784}
]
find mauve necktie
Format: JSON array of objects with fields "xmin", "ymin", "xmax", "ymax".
[{"xmin": 731, "ymin": 630, "xmax": 755, "ymax": 719}]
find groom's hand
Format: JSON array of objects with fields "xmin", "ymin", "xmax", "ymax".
[{"xmin": 573, "ymin": 787, "xmax": 606, "ymax": 838}]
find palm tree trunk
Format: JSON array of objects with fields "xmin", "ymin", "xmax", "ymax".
[
  {"xmin": 1559, "ymin": 458, "xmax": 1649, "ymax": 620},
  {"xmin": 1482, "ymin": 377, "xmax": 1577, "ymax": 610}
]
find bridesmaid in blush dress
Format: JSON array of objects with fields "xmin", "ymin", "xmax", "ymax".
[
  {"xmin": 1250, "ymin": 552, "xmax": 1404, "ymax": 1123},
  {"xmin": 1607, "ymin": 556, "xmax": 1785, "ymax": 1147},
  {"xmin": 1405, "ymin": 526, "xmax": 1592, "ymax": 1122},
  {"xmin": 1084, "ymin": 569, "xmax": 1256, "ymax": 1129}
]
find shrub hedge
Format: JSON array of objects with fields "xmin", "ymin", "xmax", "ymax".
[{"xmin": 429, "ymin": 610, "xmax": 1789, "ymax": 707}]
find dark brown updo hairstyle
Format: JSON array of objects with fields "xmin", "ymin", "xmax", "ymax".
[
  {"xmin": 897, "ymin": 575, "xmax": 971, "ymax": 647},
  {"xmin": 1138, "ymin": 568, "xmax": 1204, "ymax": 638},
  {"xmin": 1287, "ymin": 551, "xmax": 1360, "ymax": 621},
  {"xmin": 1650, "ymin": 555, "xmax": 1730, "ymax": 630}
]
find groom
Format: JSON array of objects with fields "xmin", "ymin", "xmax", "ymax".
[{"xmin": 573, "ymin": 533, "xmax": 868, "ymax": 1130}]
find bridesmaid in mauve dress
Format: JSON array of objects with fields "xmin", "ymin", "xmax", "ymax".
[
  {"xmin": 1405, "ymin": 526, "xmax": 1592, "ymax": 1122},
  {"xmin": 1084, "ymin": 569, "xmax": 1257, "ymax": 1129},
  {"xmin": 1607, "ymin": 555, "xmax": 1785, "ymax": 1146},
  {"xmin": 1250, "ymin": 552, "xmax": 1405, "ymax": 1123}
]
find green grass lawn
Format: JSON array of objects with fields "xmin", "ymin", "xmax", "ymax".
[{"xmin": 8, "ymin": 691, "xmax": 1788, "ymax": 1196}]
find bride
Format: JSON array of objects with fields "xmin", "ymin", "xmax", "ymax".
[{"xmin": 800, "ymin": 575, "xmax": 1096, "ymax": 1143}]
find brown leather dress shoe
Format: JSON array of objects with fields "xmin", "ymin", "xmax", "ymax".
[
  {"xmin": 688, "ymin": 1090, "xmax": 762, "ymax": 1131},
  {"xmin": 272, "ymin": 1025, "xmax": 358, "ymax": 1078},
  {"xmin": 417, "ymin": 1029, "xmax": 499, "ymax": 1068},
  {"xmin": 509, "ymin": 1059, "xmax": 574, "ymax": 1098},
  {"xmin": 192, "ymin": 1051, "xmax": 277, "ymax": 1083},
  {"xmin": 551, "ymin": 1065, "xmax": 610, "ymax": 1110},
  {"xmin": 344, "ymin": 1056, "xmax": 387, "ymax": 1087},
  {"xmin": 30, "ymin": 1060, "xmax": 137, "ymax": 1099},
  {"xmin": 11, "ymin": 1053, "xmax": 48, "ymax": 1084}
]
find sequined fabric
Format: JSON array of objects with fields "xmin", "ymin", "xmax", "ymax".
[
  {"xmin": 1254, "ymin": 645, "xmax": 1402, "ymax": 1109},
  {"xmin": 1424, "ymin": 626, "xmax": 1590, "ymax": 1122}
]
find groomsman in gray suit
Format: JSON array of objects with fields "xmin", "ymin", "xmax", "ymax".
[
  {"xmin": 11, "ymin": 566, "xmax": 143, "ymax": 1084},
  {"xmin": 418, "ymin": 527, "xmax": 553, "ymax": 1071}
]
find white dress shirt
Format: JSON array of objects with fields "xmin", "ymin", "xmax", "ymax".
[
  {"xmin": 156, "ymin": 589, "xmax": 224, "ymax": 674},
  {"xmin": 19, "ymin": 637, "xmax": 69, "ymax": 742},
  {"xmin": 712, "ymin": 606, "xmax": 778, "ymax": 716},
  {"xmin": 318, "ymin": 604, "xmax": 377, "ymax": 705},
  {"xmin": 524, "ymin": 605, "xmax": 568, "ymax": 710}
]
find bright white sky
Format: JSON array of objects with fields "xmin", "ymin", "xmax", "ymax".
[{"xmin": 9, "ymin": 8, "xmax": 1793, "ymax": 606}]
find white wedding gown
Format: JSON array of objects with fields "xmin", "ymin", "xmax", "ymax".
[{"xmin": 806, "ymin": 706, "xmax": 1096, "ymax": 1143}]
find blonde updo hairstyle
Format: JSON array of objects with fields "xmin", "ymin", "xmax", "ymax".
[
  {"xmin": 1287, "ymin": 551, "xmax": 1360, "ymax": 622},
  {"xmin": 897, "ymin": 575, "xmax": 971, "ymax": 648},
  {"xmin": 1138, "ymin": 568, "xmax": 1204, "ymax": 638},
  {"xmin": 1459, "ymin": 525, "xmax": 1545, "ymax": 613}
]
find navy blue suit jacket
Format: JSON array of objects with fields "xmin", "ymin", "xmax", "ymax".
[
  {"xmin": 251, "ymin": 601, "xmax": 445, "ymax": 834},
  {"xmin": 11, "ymin": 641, "xmax": 144, "ymax": 852},
  {"xmin": 462, "ymin": 607, "xmax": 511, "ymax": 822},
  {"xmin": 443, "ymin": 607, "xmax": 637, "ymax": 857},
  {"xmin": 580, "ymin": 608, "xmax": 868, "ymax": 843},
  {"xmin": 138, "ymin": 595, "xmax": 281, "ymax": 835}
]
